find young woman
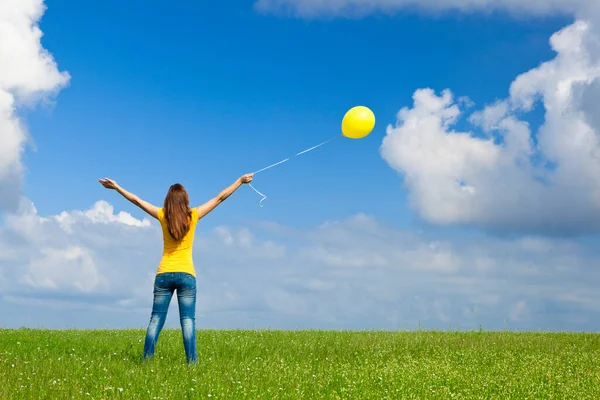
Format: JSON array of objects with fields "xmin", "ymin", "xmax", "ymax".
[{"xmin": 99, "ymin": 173, "xmax": 254, "ymax": 363}]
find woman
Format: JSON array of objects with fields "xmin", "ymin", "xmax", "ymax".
[{"xmin": 99, "ymin": 173, "xmax": 254, "ymax": 363}]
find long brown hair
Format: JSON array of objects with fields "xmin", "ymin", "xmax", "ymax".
[{"xmin": 163, "ymin": 184, "xmax": 192, "ymax": 240}]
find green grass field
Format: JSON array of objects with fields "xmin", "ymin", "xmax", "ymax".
[{"xmin": 1, "ymin": 329, "xmax": 598, "ymax": 399}]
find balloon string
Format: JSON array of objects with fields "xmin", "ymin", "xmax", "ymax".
[
  {"xmin": 253, "ymin": 135, "xmax": 340, "ymax": 174},
  {"xmin": 248, "ymin": 183, "xmax": 267, "ymax": 207},
  {"xmin": 249, "ymin": 134, "xmax": 341, "ymax": 206}
]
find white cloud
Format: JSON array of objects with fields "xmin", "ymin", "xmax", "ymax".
[
  {"xmin": 21, "ymin": 246, "xmax": 106, "ymax": 292},
  {"xmin": 254, "ymin": 0, "xmax": 600, "ymax": 19},
  {"xmin": 1, "ymin": 200, "xmax": 153, "ymax": 298},
  {"xmin": 381, "ymin": 20, "xmax": 600, "ymax": 234},
  {"xmin": 55, "ymin": 201, "xmax": 152, "ymax": 233},
  {"xmin": 203, "ymin": 226, "xmax": 286, "ymax": 260},
  {"xmin": 0, "ymin": 0, "xmax": 70, "ymax": 211},
  {"xmin": 1, "ymin": 200, "xmax": 599, "ymax": 331}
]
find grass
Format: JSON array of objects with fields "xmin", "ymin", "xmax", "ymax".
[{"xmin": 1, "ymin": 329, "xmax": 599, "ymax": 399}]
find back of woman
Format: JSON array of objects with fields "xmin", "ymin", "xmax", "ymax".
[
  {"xmin": 99, "ymin": 173, "xmax": 253, "ymax": 364},
  {"xmin": 157, "ymin": 184, "xmax": 199, "ymax": 277}
]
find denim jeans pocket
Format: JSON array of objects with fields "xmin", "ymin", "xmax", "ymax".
[
  {"xmin": 154, "ymin": 273, "xmax": 169, "ymax": 289},
  {"xmin": 177, "ymin": 273, "xmax": 196, "ymax": 287}
]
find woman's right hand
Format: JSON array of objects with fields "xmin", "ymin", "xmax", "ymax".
[
  {"xmin": 99, "ymin": 178, "xmax": 119, "ymax": 190},
  {"xmin": 240, "ymin": 173, "xmax": 254, "ymax": 184}
]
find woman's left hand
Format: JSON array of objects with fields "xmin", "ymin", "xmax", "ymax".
[
  {"xmin": 99, "ymin": 178, "xmax": 119, "ymax": 190},
  {"xmin": 240, "ymin": 173, "xmax": 254, "ymax": 184}
]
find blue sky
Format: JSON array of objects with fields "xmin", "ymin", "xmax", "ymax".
[
  {"xmin": 2, "ymin": 0, "xmax": 600, "ymax": 331},
  {"xmin": 25, "ymin": 0, "xmax": 566, "ymax": 228}
]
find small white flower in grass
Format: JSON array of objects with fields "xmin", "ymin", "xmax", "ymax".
[
  {"xmin": 208, "ymin": 394, "xmax": 212, "ymax": 397},
  {"xmin": 119, "ymin": 388, "xmax": 123, "ymax": 392}
]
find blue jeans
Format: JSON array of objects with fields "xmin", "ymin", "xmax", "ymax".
[{"xmin": 142, "ymin": 272, "xmax": 198, "ymax": 363}]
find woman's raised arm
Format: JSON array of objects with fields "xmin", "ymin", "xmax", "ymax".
[
  {"xmin": 195, "ymin": 173, "xmax": 253, "ymax": 220},
  {"xmin": 98, "ymin": 178, "xmax": 159, "ymax": 220}
]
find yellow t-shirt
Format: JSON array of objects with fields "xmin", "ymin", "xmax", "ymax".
[{"xmin": 156, "ymin": 207, "xmax": 198, "ymax": 277}]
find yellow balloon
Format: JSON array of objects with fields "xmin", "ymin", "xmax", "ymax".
[{"xmin": 341, "ymin": 106, "xmax": 376, "ymax": 139}]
